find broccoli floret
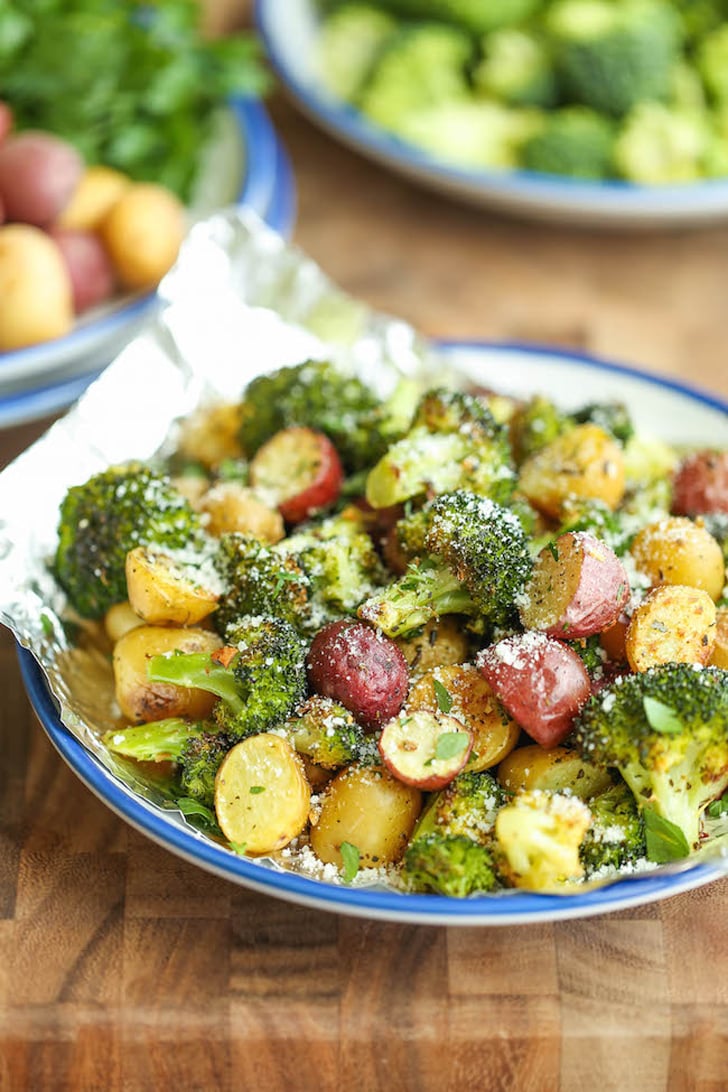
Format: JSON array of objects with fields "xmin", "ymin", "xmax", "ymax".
[
  {"xmin": 359, "ymin": 490, "xmax": 532, "ymax": 637},
  {"xmin": 699, "ymin": 513, "xmax": 728, "ymax": 564},
  {"xmin": 697, "ymin": 23, "xmax": 728, "ymax": 105},
  {"xmin": 580, "ymin": 781, "xmax": 646, "ymax": 875},
  {"xmin": 573, "ymin": 663, "xmax": 728, "ymax": 848},
  {"xmin": 520, "ymin": 107, "xmax": 616, "ymax": 179},
  {"xmin": 569, "ymin": 635, "xmax": 609, "ymax": 675},
  {"xmin": 238, "ymin": 361, "xmax": 381, "ymax": 471},
  {"xmin": 362, "ymin": 0, "xmax": 544, "ymax": 35},
  {"xmin": 557, "ymin": 496, "xmax": 632, "ymax": 556},
  {"xmin": 495, "ymin": 789, "xmax": 592, "ymax": 891},
  {"xmin": 674, "ymin": 0, "xmax": 726, "ymax": 42},
  {"xmin": 474, "ymin": 28, "xmax": 557, "ymax": 108},
  {"xmin": 572, "ymin": 400, "xmax": 634, "ymax": 446},
  {"xmin": 357, "ymin": 22, "xmax": 472, "ymax": 130},
  {"xmin": 55, "ymin": 462, "xmax": 207, "ymax": 619},
  {"xmin": 394, "ymin": 99, "xmax": 542, "ymax": 170},
  {"xmin": 512, "ymin": 395, "xmax": 573, "ymax": 463},
  {"xmin": 366, "ymin": 389, "xmax": 516, "ymax": 509},
  {"xmin": 281, "ymin": 695, "xmax": 377, "ymax": 768},
  {"xmin": 547, "ymin": 0, "xmax": 681, "ymax": 118},
  {"xmin": 146, "ymin": 615, "xmax": 307, "ymax": 740},
  {"xmin": 214, "ymin": 533, "xmax": 311, "ymax": 635},
  {"xmin": 614, "ymin": 102, "xmax": 711, "ymax": 184},
  {"xmin": 103, "ymin": 718, "xmax": 230, "ymax": 808},
  {"xmin": 319, "ymin": 4, "xmax": 397, "ymax": 100},
  {"xmin": 432, "ymin": 768, "xmax": 508, "ymax": 836}
]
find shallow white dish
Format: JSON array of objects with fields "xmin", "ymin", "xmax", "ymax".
[
  {"xmin": 257, "ymin": 0, "xmax": 728, "ymax": 229},
  {"xmin": 16, "ymin": 340, "xmax": 728, "ymax": 925},
  {"xmin": 0, "ymin": 97, "xmax": 286, "ymax": 394}
]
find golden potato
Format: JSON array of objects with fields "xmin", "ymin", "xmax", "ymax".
[
  {"xmin": 215, "ymin": 734, "xmax": 310, "ymax": 855},
  {"xmin": 57, "ymin": 165, "xmax": 131, "ymax": 231},
  {"xmin": 198, "ymin": 482, "xmax": 284, "ymax": 542},
  {"xmin": 113, "ymin": 625, "xmax": 222, "ymax": 723},
  {"xmin": 630, "ymin": 516, "xmax": 726, "ymax": 602},
  {"xmin": 125, "ymin": 547, "xmax": 220, "ymax": 626},
  {"xmin": 104, "ymin": 601, "xmax": 144, "ymax": 644},
  {"xmin": 518, "ymin": 423, "xmax": 626, "ymax": 519},
  {"xmin": 709, "ymin": 607, "xmax": 728, "ymax": 669},
  {"xmin": 177, "ymin": 402, "xmax": 244, "ymax": 468},
  {"xmin": 100, "ymin": 182, "xmax": 185, "ymax": 290},
  {"xmin": 625, "ymin": 585, "xmax": 717, "ymax": 672},
  {"xmin": 395, "ymin": 617, "xmax": 470, "ymax": 677},
  {"xmin": 497, "ymin": 745, "xmax": 614, "ymax": 800},
  {"xmin": 0, "ymin": 224, "xmax": 73, "ymax": 349},
  {"xmin": 407, "ymin": 664, "xmax": 520, "ymax": 772},
  {"xmin": 310, "ymin": 765, "xmax": 422, "ymax": 869}
]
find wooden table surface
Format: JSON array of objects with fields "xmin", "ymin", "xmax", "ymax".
[{"xmin": 2, "ymin": 61, "xmax": 728, "ymax": 1092}]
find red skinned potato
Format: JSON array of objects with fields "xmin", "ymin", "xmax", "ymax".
[
  {"xmin": 0, "ymin": 132, "xmax": 83, "ymax": 226},
  {"xmin": 477, "ymin": 632, "xmax": 591, "ymax": 749},
  {"xmin": 379, "ymin": 709, "xmax": 472, "ymax": 790},
  {"xmin": 49, "ymin": 228, "xmax": 116, "ymax": 314},
  {"xmin": 0, "ymin": 102, "xmax": 12, "ymax": 144},
  {"xmin": 519, "ymin": 531, "xmax": 630, "ymax": 639},
  {"xmin": 672, "ymin": 450, "xmax": 728, "ymax": 516},
  {"xmin": 250, "ymin": 426, "xmax": 344, "ymax": 523},
  {"xmin": 306, "ymin": 620, "xmax": 409, "ymax": 731}
]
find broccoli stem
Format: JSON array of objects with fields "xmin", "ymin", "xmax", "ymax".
[
  {"xmin": 624, "ymin": 754, "xmax": 710, "ymax": 849},
  {"xmin": 359, "ymin": 559, "xmax": 473, "ymax": 638},
  {"xmin": 147, "ymin": 652, "xmax": 245, "ymax": 716},
  {"xmin": 105, "ymin": 717, "xmax": 196, "ymax": 762}
]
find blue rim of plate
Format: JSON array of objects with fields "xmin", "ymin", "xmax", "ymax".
[
  {"xmin": 0, "ymin": 105, "xmax": 297, "ymax": 430},
  {"xmin": 255, "ymin": 0, "xmax": 728, "ymax": 216},
  {"xmin": 14, "ymin": 341, "xmax": 728, "ymax": 924},
  {"xmin": 0, "ymin": 96, "xmax": 283, "ymax": 382}
]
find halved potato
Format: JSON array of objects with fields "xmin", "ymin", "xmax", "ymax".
[
  {"xmin": 176, "ymin": 402, "xmax": 244, "ymax": 468},
  {"xmin": 378, "ymin": 709, "xmax": 472, "ymax": 790},
  {"xmin": 625, "ymin": 585, "xmax": 717, "ymax": 672},
  {"xmin": 630, "ymin": 516, "xmax": 725, "ymax": 602},
  {"xmin": 125, "ymin": 547, "xmax": 220, "ymax": 626},
  {"xmin": 214, "ymin": 734, "xmax": 311, "ymax": 855},
  {"xmin": 518, "ymin": 424, "xmax": 626, "ymax": 519},
  {"xmin": 198, "ymin": 482, "xmax": 284, "ymax": 542},
  {"xmin": 113, "ymin": 625, "xmax": 222, "ymax": 723},
  {"xmin": 407, "ymin": 664, "xmax": 520, "ymax": 771},
  {"xmin": 497, "ymin": 744, "xmax": 614, "ymax": 800}
]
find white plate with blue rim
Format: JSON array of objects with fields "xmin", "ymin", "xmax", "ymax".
[
  {"xmin": 256, "ymin": 0, "xmax": 728, "ymax": 230},
  {"xmin": 15, "ymin": 340, "xmax": 728, "ymax": 925},
  {"xmin": 0, "ymin": 99, "xmax": 297, "ymax": 430}
]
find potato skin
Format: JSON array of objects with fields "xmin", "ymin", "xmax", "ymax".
[
  {"xmin": 49, "ymin": 227, "xmax": 116, "ymax": 314},
  {"xmin": 0, "ymin": 224, "xmax": 73, "ymax": 349},
  {"xmin": 113, "ymin": 625, "xmax": 222, "ymax": 723},
  {"xmin": 310, "ymin": 765, "xmax": 422, "ymax": 868},
  {"xmin": 100, "ymin": 182, "xmax": 185, "ymax": 290},
  {"xmin": 395, "ymin": 617, "xmax": 470, "ymax": 677},
  {"xmin": 57, "ymin": 165, "xmax": 130, "ymax": 231},
  {"xmin": 518, "ymin": 424, "xmax": 625, "ymax": 519},
  {"xmin": 497, "ymin": 745, "xmax": 614, "ymax": 800},
  {"xmin": 625, "ymin": 585, "xmax": 717, "ymax": 672},
  {"xmin": 0, "ymin": 131, "xmax": 83, "ymax": 226},
  {"xmin": 672, "ymin": 451, "xmax": 728, "ymax": 516},
  {"xmin": 630, "ymin": 516, "xmax": 725, "ymax": 602},
  {"xmin": 198, "ymin": 482, "xmax": 284, "ymax": 542},
  {"xmin": 125, "ymin": 547, "xmax": 219, "ymax": 627}
]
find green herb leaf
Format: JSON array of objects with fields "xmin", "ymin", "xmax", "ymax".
[
  {"xmin": 340, "ymin": 841, "xmax": 360, "ymax": 883},
  {"xmin": 432, "ymin": 678, "xmax": 453, "ymax": 714},
  {"xmin": 643, "ymin": 696, "xmax": 683, "ymax": 735},
  {"xmin": 229, "ymin": 841, "xmax": 248, "ymax": 856},
  {"xmin": 706, "ymin": 795, "xmax": 728, "ymax": 819},
  {"xmin": 249, "ymin": 785, "xmax": 265, "ymax": 795},
  {"xmin": 434, "ymin": 731, "xmax": 469, "ymax": 762},
  {"xmin": 177, "ymin": 796, "xmax": 216, "ymax": 822},
  {"xmin": 644, "ymin": 808, "xmax": 690, "ymax": 863}
]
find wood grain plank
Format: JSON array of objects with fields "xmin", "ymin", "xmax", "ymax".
[
  {"xmin": 125, "ymin": 841, "xmax": 232, "ymax": 919},
  {"xmin": 661, "ymin": 881, "xmax": 728, "ymax": 1005},
  {"xmin": 668, "ymin": 1005, "xmax": 728, "ymax": 1092},
  {"xmin": 122, "ymin": 918, "xmax": 231, "ymax": 1008},
  {"xmin": 229, "ymin": 1000, "xmax": 339, "ymax": 1092},
  {"xmin": 447, "ymin": 924, "xmax": 558, "ymax": 996}
]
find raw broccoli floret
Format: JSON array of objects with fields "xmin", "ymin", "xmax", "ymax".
[
  {"xmin": 238, "ymin": 361, "xmax": 382, "ymax": 471},
  {"xmin": 614, "ymin": 102, "xmax": 711, "ymax": 184},
  {"xmin": 547, "ymin": 0, "xmax": 682, "ymax": 118},
  {"xmin": 213, "ymin": 533, "xmax": 311, "ymax": 635},
  {"xmin": 357, "ymin": 22, "xmax": 473, "ymax": 130},
  {"xmin": 400, "ymin": 769, "xmax": 505, "ymax": 895},
  {"xmin": 146, "ymin": 615, "xmax": 307, "ymax": 740},
  {"xmin": 393, "ymin": 99, "xmax": 541, "ymax": 170},
  {"xmin": 362, "ymin": 0, "xmax": 544, "ymax": 35},
  {"xmin": 54, "ymin": 462, "xmax": 207, "ymax": 619},
  {"xmin": 359, "ymin": 490, "xmax": 532, "ymax": 637},
  {"xmin": 573, "ymin": 663, "xmax": 728, "ymax": 849},
  {"xmin": 281, "ymin": 695, "xmax": 377, "ymax": 768},
  {"xmin": 520, "ymin": 107, "xmax": 616, "ymax": 179},
  {"xmin": 103, "ymin": 718, "xmax": 230, "ymax": 808},
  {"xmin": 579, "ymin": 781, "xmax": 646, "ymax": 875},
  {"xmin": 365, "ymin": 389, "xmax": 516, "ymax": 509},
  {"xmin": 474, "ymin": 28, "xmax": 557, "ymax": 108},
  {"xmin": 697, "ymin": 23, "xmax": 728, "ymax": 104},
  {"xmin": 319, "ymin": 4, "xmax": 397, "ymax": 100},
  {"xmin": 495, "ymin": 789, "xmax": 592, "ymax": 891}
]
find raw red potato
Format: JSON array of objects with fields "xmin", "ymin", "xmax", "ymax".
[
  {"xmin": 0, "ymin": 102, "xmax": 13, "ymax": 144},
  {"xmin": 0, "ymin": 132, "xmax": 83, "ymax": 226},
  {"xmin": 477, "ymin": 632, "xmax": 591, "ymax": 749},
  {"xmin": 379, "ymin": 709, "xmax": 472, "ymax": 790},
  {"xmin": 306, "ymin": 619, "xmax": 409, "ymax": 731},
  {"xmin": 672, "ymin": 450, "xmax": 728, "ymax": 516},
  {"xmin": 49, "ymin": 228, "xmax": 116, "ymax": 314},
  {"xmin": 519, "ymin": 531, "xmax": 630, "ymax": 639},
  {"xmin": 249, "ymin": 426, "xmax": 343, "ymax": 523}
]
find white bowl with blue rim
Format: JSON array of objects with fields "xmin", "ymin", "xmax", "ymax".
[
  {"xmin": 15, "ymin": 340, "xmax": 728, "ymax": 925},
  {"xmin": 0, "ymin": 96, "xmax": 297, "ymax": 427},
  {"xmin": 256, "ymin": 0, "xmax": 728, "ymax": 230}
]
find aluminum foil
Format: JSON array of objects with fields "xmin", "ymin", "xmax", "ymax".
[{"xmin": 0, "ymin": 206, "xmax": 726, "ymax": 889}]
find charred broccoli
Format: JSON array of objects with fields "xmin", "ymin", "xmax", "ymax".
[
  {"xmin": 213, "ymin": 533, "xmax": 311, "ymax": 635},
  {"xmin": 573, "ymin": 663, "xmax": 728, "ymax": 849},
  {"xmin": 579, "ymin": 780, "xmax": 646, "ymax": 875},
  {"xmin": 281, "ymin": 696, "xmax": 377, "ymax": 768},
  {"xmin": 359, "ymin": 490, "xmax": 532, "ymax": 637},
  {"xmin": 55, "ymin": 462, "xmax": 207, "ymax": 619}
]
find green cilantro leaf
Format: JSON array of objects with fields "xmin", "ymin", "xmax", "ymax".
[
  {"xmin": 340, "ymin": 841, "xmax": 360, "ymax": 883},
  {"xmin": 643, "ymin": 808, "xmax": 690, "ymax": 863},
  {"xmin": 643, "ymin": 696, "xmax": 683, "ymax": 735},
  {"xmin": 249, "ymin": 785, "xmax": 265, "ymax": 795},
  {"xmin": 706, "ymin": 795, "xmax": 728, "ymax": 819},
  {"xmin": 434, "ymin": 731, "xmax": 469, "ymax": 762},
  {"xmin": 229, "ymin": 841, "xmax": 248, "ymax": 856},
  {"xmin": 432, "ymin": 678, "xmax": 453, "ymax": 714}
]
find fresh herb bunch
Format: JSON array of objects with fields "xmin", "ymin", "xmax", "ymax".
[{"xmin": 0, "ymin": 0, "xmax": 268, "ymax": 199}]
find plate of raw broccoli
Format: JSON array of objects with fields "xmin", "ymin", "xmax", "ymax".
[
  {"xmin": 256, "ymin": 0, "xmax": 728, "ymax": 227},
  {"xmin": 14, "ymin": 340, "xmax": 728, "ymax": 924}
]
